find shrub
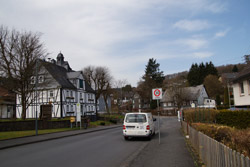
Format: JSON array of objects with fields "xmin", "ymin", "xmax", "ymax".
[
  {"xmin": 100, "ymin": 122, "xmax": 106, "ymax": 126},
  {"xmin": 192, "ymin": 123, "xmax": 250, "ymax": 157},
  {"xmin": 183, "ymin": 109, "xmax": 218, "ymax": 123},
  {"xmin": 231, "ymin": 128, "xmax": 250, "ymax": 156},
  {"xmin": 214, "ymin": 126, "xmax": 232, "ymax": 143},
  {"xmin": 216, "ymin": 110, "xmax": 250, "ymax": 129}
]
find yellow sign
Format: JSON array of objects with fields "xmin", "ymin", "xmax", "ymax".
[{"xmin": 70, "ymin": 116, "xmax": 76, "ymax": 123}]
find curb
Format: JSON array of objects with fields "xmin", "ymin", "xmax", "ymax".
[{"xmin": 0, "ymin": 125, "xmax": 121, "ymax": 150}]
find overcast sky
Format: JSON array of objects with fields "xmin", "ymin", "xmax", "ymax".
[{"xmin": 1, "ymin": 0, "xmax": 250, "ymax": 86}]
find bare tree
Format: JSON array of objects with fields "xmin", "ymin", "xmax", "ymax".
[
  {"xmin": 0, "ymin": 26, "xmax": 48, "ymax": 119},
  {"xmin": 83, "ymin": 66, "xmax": 113, "ymax": 114},
  {"xmin": 172, "ymin": 85, "xmax": 189, "ymax": 109},
  {"xmin": 113, "ymin": 79, "xmax": 128, "ymax": 112}
]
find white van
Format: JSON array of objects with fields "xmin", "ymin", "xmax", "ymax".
[{"xmin": 123, "ymin": 112, "xmax": 156, "ymax": 140}]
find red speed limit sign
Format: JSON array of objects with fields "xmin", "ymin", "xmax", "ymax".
[{"xmin": 152, "ymin": 88, "xmax": 162, "ymax": 100}]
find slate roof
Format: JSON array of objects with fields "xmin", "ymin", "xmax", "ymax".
[
  {"xmin": 221, "ymin": 73, "xmax": 238, "ymax": 83},
  {"xmin": 42, "ymin": 62, "xmax": 76, "ymax": 90},
  {"xmin": 184, "ymin": 85, "xmax": 204, "ymax": 101},
  {"xmin": 161, "ymin": 85, "xmax": 204, "ymax": 102},
  {"xmin": 67, "ymin": 71, "xmax": 81, "ymax": 79},
  {"xmin": 233, "ymin": 65, "xmax": 250, "ymax": 83},
  {"xmin": 85, "ymin": 82, "xmax": 96, "ymax": 94},
  {"xmin": 42, "ymin": 61, "xmax": 96, "ymax": 94}
]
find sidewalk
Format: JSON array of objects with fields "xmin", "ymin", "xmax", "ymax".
[
  {"xmin": 0, "ymin": 125, "xmax": 121, "ymax": 150},
  {"xmin": 129, "ymin": 117, "xmax": 196, "ymax": 167}
]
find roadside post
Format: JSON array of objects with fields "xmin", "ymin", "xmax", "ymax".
[
  {"xmin": 152, "ymin": 88, "xmax": 162, "ymax": 145},
  {"xmin": 70, "ymin": 116, "xmax": 75, "ymax": 128},
  {"xmin": 76, "ymin": 103, "xmax": 81, "ymax": 129}
]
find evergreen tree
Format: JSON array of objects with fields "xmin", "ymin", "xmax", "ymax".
[
  {"xmin": 139, "ymin": 58, "xmax": 164, "ymax": 109},
  {"xmin": 206, "ymin": 61, "xmax": 218, "ymax": 76},
  {"xmin": 232, "ymin": 65, "xmax": 238, "ymax": 72},
  {"xmin": 187, "ymin": 61, "xmax": 218, "ymax": 86},
  {"xmin": 187, "ymin": 63, "xmax": 201, "ymax": 86},
  {"xmin": 143, "ymin": 58, "xmax": 164, "ymax": 86},
  {"xmin": 199, "ymin": 62, "xmax": 206, "ymax": 84}
]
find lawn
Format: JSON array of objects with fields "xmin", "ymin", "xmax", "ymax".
[{"xmin": 0, "ymin": 128, "xmax": 77, "ymax": 140}]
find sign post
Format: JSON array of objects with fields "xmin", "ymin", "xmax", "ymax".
[
  {"xmin": 70, "ymin": 116, "xmax": 75, "ymax": 128},
  {"xmin": 152, "ymin": 88, "xmax": 162, "ymax": 145}
]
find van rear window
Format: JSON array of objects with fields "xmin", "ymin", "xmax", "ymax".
[{"xmin": 125, "ymin": 114, "xmax": 147, "ymax": 123}]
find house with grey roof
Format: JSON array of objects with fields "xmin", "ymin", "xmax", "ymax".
[
  {"xmin": 232, "ymin": 65, "xmax": 250, "ymax": 108},
  {"xmin": 16, "ymin": 53, "xmax": 96, "ymax": 118},
  {"xmin": 161, "ymin": 84, "xmax": 215, "ymax": 111}
]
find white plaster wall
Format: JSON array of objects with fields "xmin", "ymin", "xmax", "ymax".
[{"xmin": 233, "ymin": 80, "xmax": 250, "ymax": 106}]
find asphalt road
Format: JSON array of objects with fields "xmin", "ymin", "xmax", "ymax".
[
  {"xmin": 0, "ymin": 117, "xmax": 195, "ymax": 167},
  {"xmin": 130, "ymin": 117, "xmax": 196, "ymax": 167},
  {"xmin": 0, "ymin": 127, "xmax": 148, "ymax": 167}
]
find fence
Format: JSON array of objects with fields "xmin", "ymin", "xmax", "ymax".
[{"xmin": 182, "ymin": 121, "xmax": 250, "ymax": 167}]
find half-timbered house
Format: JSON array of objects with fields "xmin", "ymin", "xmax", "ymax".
[{"xmin": 16, "ymin": 53, "xmax": 96, "ymax": 118}]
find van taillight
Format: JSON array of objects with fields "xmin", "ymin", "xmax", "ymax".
[
  {"xmin": 146, "ymin": 125, "xmax": 150, "ymax": 130},
  {"xmin": 123, "ymin": 125, "xmax": 126, "ymax": 130}
]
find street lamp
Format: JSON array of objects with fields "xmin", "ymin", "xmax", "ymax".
[{"xmin": 35, "ymin": 59, "xmax": 38, "ymax": 135}]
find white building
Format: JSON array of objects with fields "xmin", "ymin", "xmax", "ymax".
[
  {"xmin": 232, "ymin": 65, "xmax": 250, "ymax": 108},
  {"xmin": 16, "ymin": 53, "xmax": 96, "ymax": 118}
]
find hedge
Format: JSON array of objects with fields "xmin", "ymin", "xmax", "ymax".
[
  {"xmin": 183, "ymin": 108, "xmax": 218, "ymax": 123},
  {"xmin": 216, "ymin": 110, "xmax": 250, "ymax": 129},
  {"xmin": 183, "ymin": 109, "xmax": 250, "ymax": 129}
]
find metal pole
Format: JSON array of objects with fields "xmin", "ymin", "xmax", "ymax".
[
  {"xmin": 157, "ymin": 100, "xmax": 160, "ymax": 145},
  {"xmin": 35, "ymin": 59, "xmax": 38, "ymax": 135}
]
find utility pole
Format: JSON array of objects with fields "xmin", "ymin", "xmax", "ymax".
[{"xmin": 35, "ymin": 59, "xmax": 38, "ymax": 135}]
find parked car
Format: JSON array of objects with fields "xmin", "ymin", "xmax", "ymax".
[{"xmin": 123, "ymin": 112, "xmax": 156, "ymax": 140}]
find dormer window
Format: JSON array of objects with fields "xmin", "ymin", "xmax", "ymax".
[
  {"xmin": 79, "ymin": 79, "xmax": 84, "ymax": 89},
  {"xmin": 31, "ymin": 76, "xmax": 35, "ymax": 84},
  {"xmin": 38, "ymin": 76, "xmax": 44, "ymax": 83}
]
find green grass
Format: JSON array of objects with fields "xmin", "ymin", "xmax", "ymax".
[
  {"xmin": 90, "ymin": 120, "xmax": 114, "ymax": 127},
  {"xmin": 0, "ymin": 128, "xmax": 76, "ymax": 140},
  {"xmin": 101, "ymin": 114, "xmax": 125, "ymax": 120}
]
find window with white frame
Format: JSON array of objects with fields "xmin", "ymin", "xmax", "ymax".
[
  {"xmin": 71, "ymin": 91, "xmax": 73, "ymax": 97},
  {"xmin": 49, "ymin": 90, "xmax": 54, "ymax": 97},
  {"xmin": 71, "ymin": 105, "xmax": 73, "ymax": 111},
  {"xmin": 66, "ymin": 90, "xmax": 69, "ymax": 97},
  {"xmin": 67, "ymin": 105, "xmax": 69, "ymax": 112}
]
